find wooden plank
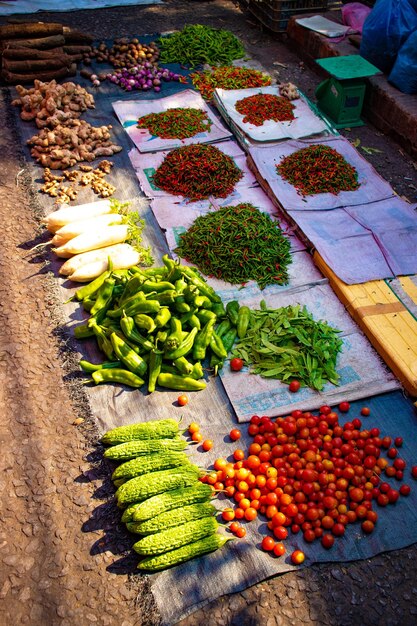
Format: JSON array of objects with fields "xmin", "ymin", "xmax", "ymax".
[{"xmin": 313, "ymin": 251, "xmax": 417, "ymax": 396}]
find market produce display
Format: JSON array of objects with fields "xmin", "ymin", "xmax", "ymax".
[
  {"xmin": 0, "ymin": 22, "xmax": 92, "ymax": 84},
  {"xmin": 100, "ymin": 417, "xmax": 231, "ymax": 571},
  {"xmin": 137, "ymin": 107, "xmax": 212, "ymax": 139},
  {"xmin": 174, "ymin": 203, "xmax": 292, "ymax": 289},
  {"xmin": 235, "ymin": 93, "xmax": 295, "ymax": 126},
  {"xmin": 277, "ymin": 144, "xmax": 360, "ymax": 196},
  {"xmin": 158, "ymin": 24, "xmax": 245, "ymax": 67},
  {"xmin": 42, "ymin": 198, "xmax": 151, "ymax": 280},
  {"xmin": 75, "ymin": 255, "xmax": 242, "ymax": 390},
  {"xmin": 231, "ymin": 301, "xmax": 343, "ymax": 391},
  {"xmin": 152, "ymin": 143, "xmax": 243, "ymax": 200},
  {"xmin": 207, "ymin": 405, "xmax": 415, "ymax": 559},
  {"xmin": 40, "ymin": 160, "xmax": 115, "ymax": 204},
  {"xmin": 191, "ymin": 66, "xmax": 272, "ymax": 100}
]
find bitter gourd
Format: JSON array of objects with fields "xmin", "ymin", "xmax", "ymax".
[
  {"xmin": 132, "ymin": 482, "xmax": 213, "ymax": 523},
  {"xmin": 104, "ymin": 437, "xmax": 188, "ymax": 461},
  {"xmin": 116, "ymin": 466, "xmax": 200, "ymax": 508},
  {"xmin": 111, "ymin": 451, "xmax": 190, "ymax": 482},
  {"xmin": 137, "ymin": 533, "xmax": 231, "ymax": 571},
  {"xmin": 127, "ymin": 502, "xmax": 216, "ymax": 535},
  {"xmin": 101, "ymin": 418, "xmax": 180, "ymax": 446},
  {"xmin": 133, "ymin": 516, "xmax": 218, "ymax": 555}
]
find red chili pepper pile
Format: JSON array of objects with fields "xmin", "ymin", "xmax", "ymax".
[
  {"xmin": 235, "ymin": 93, "xmax": 295, "ymax": 126},
  {"xmin": 191, "ymin": 66, "xmax": 272, "ymax": 100},
  {"xmin": 137, "ymin": 107, "xmax": 212, "ymax": 139},
  {"xmin": 152, "ymin": 144, "xmax": 243, "ymax": 200},
  {"xmin": 277, "ymin": 144, "xmax": 360, "ymax": 196}
]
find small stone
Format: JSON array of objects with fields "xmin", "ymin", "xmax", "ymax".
[
  {"xmin": 331, "ymin": 568, "xmax": 344, "ymax": 582},
  {"xmin": 73, "ymin": 418, "xmax": 85, "ymax": 426},
  {"xmin": 19, "ymin": 587, "xmax": 31, "ymax": 602}
]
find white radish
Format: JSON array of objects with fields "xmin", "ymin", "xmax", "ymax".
[
  {"xmin": 51, "ymin": 213, "xmax": 124, "ymax": 246},
  {"xmin": 43, "ymin": 199, "xmax": 113, "ymax": 233},
  {"xmin": 59, "ymin": 243, "xmax": 132, "ymax": 275},
  {"xmin": 53, "ymin": 224, "xmax": 129, "ymax": 258},
  {"xmin": 67, "ymin": 246, "xmax": 142, "ymax": 282}
]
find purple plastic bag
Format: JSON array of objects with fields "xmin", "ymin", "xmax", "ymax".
[{"xmin": 342, "ymin": 3, "xmax": 372, "ymax": 34}]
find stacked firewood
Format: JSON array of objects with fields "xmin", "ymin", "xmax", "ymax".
[{"xmin": 0, "ymin": 21, "xmax": 93, "ymax": 84}]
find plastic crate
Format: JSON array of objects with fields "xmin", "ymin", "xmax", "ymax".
[{"xmin": 248, "ymin": 0, "xmax": 329, "ymax": 33}]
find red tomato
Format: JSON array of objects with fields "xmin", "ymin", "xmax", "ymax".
[
  {"xmin": 229, "ymin": 522, "xmax": 240, "ymax": 534},
  {"xmin": 273, "ymin": 542, "xmax": 286, "ymax": 557},
  {"xmin": 235, "ymin": 527, "xmax": 246, "ymax": 538},
  {"xmin": 230, "ymin": 358, "xmax": 244, "ymax": 372},
  {"xmin": 399, "ymin": 484, "xmax": 411, "ymax": 496},
  {"xmin": 202, "ymin": 439, "xmax": 213, "ymax": 451},
  {"xmin": 411, "ymin": 466, "xmax": 417, "ymax": 480},
  {"xmin": 360, "ymin": 407, "xmax": 371, "ymax": 416},
  {"xmin": 394, "ymin": 437, "xmax": 403, "ymax": 447},
  {"xmin": 261, "ymin": 536, "xmax": 276, "ymax": 552},
  {"xmin": 338, "ymin": 401, "xmax": 350, "ymax": 413},
  {"xmin": 321, "ymin": 533, "xmax": 335, "ymax": 549},
  {"xmin": 229, "ymin": 428, "xmax": 241, "ymax": 441},
  {"xmin": 289, "ymin": 380, "xmax": 301, "ymax": 393},
  {"xmin": 291, "ymin": 550, "xmax": 305, "ymax": 565},
  {"xmin": 177, "ymin": 394, "xmax": 188, "ymax": 406}
]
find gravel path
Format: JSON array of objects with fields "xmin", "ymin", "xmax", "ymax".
[{"xmin": 1, "ymin": 2, "xmax": 417, "ymax": 625}]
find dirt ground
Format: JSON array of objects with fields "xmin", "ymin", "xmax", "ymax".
[{"xmin": 1, "ymin": 1, "xmax": 417, "ymax": 625}]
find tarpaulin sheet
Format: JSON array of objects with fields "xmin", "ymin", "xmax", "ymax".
[
  {"xmin": 0, "ymin": 0, "xmax": 161, "ymax": 16},
  {"xmin": 128, "ymin": 139, "xmax": 259, "ymax": 200},
  {"xmin": 288, "ymin": 197, "xmax": 417, "ymax": 284},
  {"xmin": 248, "ymin": 135, "xmax": 396, "ymax": 211},
  {"xmin": 213, "ymin": 85, "xmax": 329, "ymax": 142},
  {"xmin": 112, "ymin": 89, "xmax": 232, "ymax": 153}
]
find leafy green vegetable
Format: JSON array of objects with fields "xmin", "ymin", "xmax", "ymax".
[{"xmin": 231, "ymin": 302, "xmax": 343, "ymax": 390}]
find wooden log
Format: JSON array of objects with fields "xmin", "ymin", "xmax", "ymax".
[
  {"xmin": 63, "ymin": 27, "xmax": 93, "ymax": 45},
  {"xmin": 1, "ymin": 62, "xmax": 77, "ymax": 84},
  {"xmin": 0, "ymin": 22, "xmax": 63, "ymax": 40},
  {"xmin": 2, "ymin": 56, "xmax": 73, "ymax": 73},
  {"xmin": 1, "ymin": 47, "xmax": 64, "ymax": 60},
  {"xmin": 1, "ymin": 34, "xmax": 66, "ymax": 50}
]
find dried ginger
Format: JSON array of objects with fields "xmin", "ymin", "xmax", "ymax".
[{"xmin": 40, "ymin": 160, "xmax": 116, "ymax": 202}]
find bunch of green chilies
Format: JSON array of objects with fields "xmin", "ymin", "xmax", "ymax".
[
  {"xmin": 235, "ymin": 93, "xmax": 295, "ymax": 126},
  {"xmin": 277, "ymin": 144, "xmax": 360, "ymax": 196},
  {"xmin": 191, "ymin": 66, "xmax": 272, "ymax": 100},
  {"xmin": 175, "ymin": 203, "xmax": 292, "ymax": 289},
  {"xmin": 137, "ymin": 108, "xmax": 212, "ymax": 140},
  {"xmin": 158, "ymin": 24, "xmax": 245, "ymax": 67},
  {"xmin": 152, "ymin": 144, "xmax": 243, "ymax": 201}
]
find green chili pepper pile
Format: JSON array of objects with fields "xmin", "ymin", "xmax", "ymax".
[
  {"xmin": 277, "ymin": 144, "xmax": 360, "ymax": 196},
  {"xmin": 174, "ymin": 203, "xmax": 292, "ymax": 289},
  {"xmin": 235, "ymin": 93, "xmax": 295, "ymax": 126},
  {"xmin": 191, "ymin": 66, "xmax": 272, "ymax": 100},
  {"xmin": 74, "ymin": 254, "xmax": 241, "ymax": 390},
  {"xmin": 137, "ymin": 108, "xmax": 212, "ymax": 140},
  {"xmin": 157, "ymin": 24, "xmax": 245, "ymax": 67},
  {"xmin": 152, "ymin": 144, "xmax": 243, "ymax": 201},
  {"xmin": 231, "ymin": 301, "xmax": 343, "ymax": 391}
]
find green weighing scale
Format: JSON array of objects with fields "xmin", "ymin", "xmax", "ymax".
[{"xmin": 315, "ymin": 55, "xmax": 381, "ymax": 129}]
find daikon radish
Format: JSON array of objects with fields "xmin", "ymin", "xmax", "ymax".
[
  {"xmin": 59, "ymin": 243, "xmax": 131, "ymax": 276},
  {"xmin": 43, "ymin": 199, "xmax": 113, "ymax": 233},
  {"xmin": 53, "ymin": 224, "xmax": 129, "ymax": 258},
  {"xmin": 51, "ymin": 213, "xmax": 124, "ymax": 246},
  {"xmin": 67, "ymin": 245, "xmax": 142, "ymax": 282}
]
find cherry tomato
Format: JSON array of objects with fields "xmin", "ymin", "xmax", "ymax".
[
  {"xmin": 230, "ymin": 358, "xmax": 244, "ymax": 372},
  {"xmin": 321, "ymin": 534, "xmax": 335, "ymax": 549},
  {"xmin": 289, "ymin": 380, "xmax": 301, "ymax": 393},
  {"xmin": 230, "ymin": 428, "xmax": 242, "ymax": 441},
  {"xmin": 235, "ymin": 527, "xmax": 246, "ymax": 538},
  {"xmin": 261, "ymin": 536, "xmax": 276, "ymax": 552},
  {"xmin": 229, "ymin": 522, "xmax": 240, "ymax": 534},
  {"xmin": 394, "ymin": 437, "xmax": 403, "ymax": 447},
  {"xmin": 191, "ymin": 432, "xmax": 203, "ymax": 443},
  {"xmin": 361, "ymin": 520, "xmax": 375, "ymax": 534},
  {"xmin": 411, "ymin": 466, "xmax": 417, "ymax": 480},
  {"xmin": 338, "ymin": 401, "xmax": 350, "ymax": 413},
  {"xmin": 202, "ymin": 439, "xmax": 213, "ymax": 451},
  {"xmin": 399, "ymin": 484, "xmax": 411, "ymax": 496},
  {"xmin": 291, "ymin": 550, "xmax": 305, "ymax": 565},
  {"xmin": 273, "ymin": 542, "xmax": 286, "ymax": 557},
  {"xmin": 188, "ymin": 422, "xmax": 200, "ymax": 434},
  {"xmin": 177, "ymin": 394, "xmax": 188, "ymax": 406},
  {"xmin": 222, "ymin": 508, "xmax": 235, "ymax": 522},
  {"xmin": 360, "ymin": 407, "xmax": 371, "ymax": 417}
]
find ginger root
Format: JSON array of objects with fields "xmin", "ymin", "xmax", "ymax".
[{"xmin": 279, "ymin": 82, "xmax": 299, "ymax": 101}]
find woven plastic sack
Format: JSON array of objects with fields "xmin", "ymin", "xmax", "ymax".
[
  {"xmin": 360, "ymin": 0, "xmax": 417, "ymax": 73},
  {"xmin": 388, "ymin": 29, "xmax": 417, "ymax": 94}
]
